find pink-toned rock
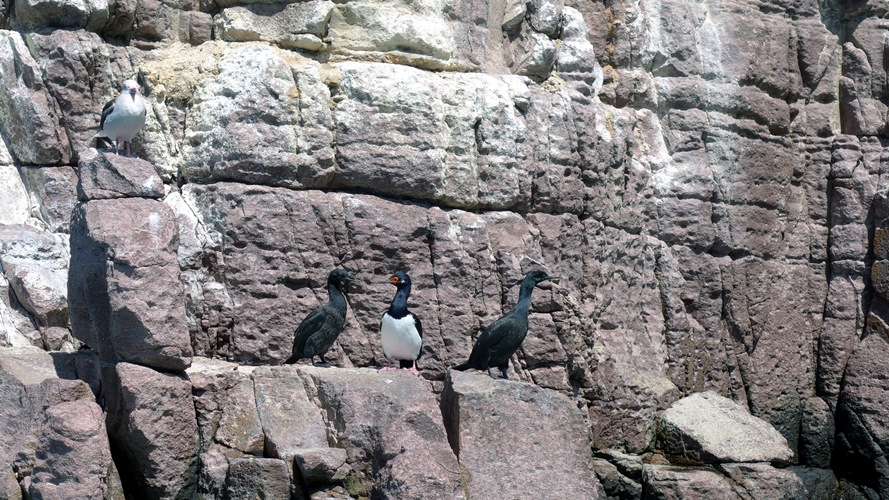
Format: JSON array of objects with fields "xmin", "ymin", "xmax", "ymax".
[
  {"xmin": 299, "ymin": 366, "xmax": 462, "ymax": 499},
  {"xmin": 642, "ymin": 465, "xmax": 738, "ymax": 499},
  {"xmin": 28, "ymin": 399, "xmax": 115, "ymax": 499},
  {"xmin": 441, "ymin": 369, "xmax": 599, "ymax": 499},
  {"xmin": 0, "ymin": 31, "xmax": 71, "ymax": 165},
  {"xmin": 252, "ymin": 366, "xmax": 329, "ymax": 459},
  {"xmin": 69, "ymin": 198, "xmax": 192, "ymax": 370},
  {"xmin": 76, "ymin": 150, "xmax": 164, "ymax": 201},
  {"xmin": 104, "ymin": 362, "xmax": 198, "ymax": 499},
  {"xmin": 222, "ymin": 457, "xmax": 291, "ymax": 500}
]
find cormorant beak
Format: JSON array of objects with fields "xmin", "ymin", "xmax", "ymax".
[{"xmin": 544, "ymin": 275, "xmax": 560, "ymax": 283}]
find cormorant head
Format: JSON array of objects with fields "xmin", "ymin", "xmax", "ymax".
[
  {"xmin": 524, "ymin": 269, "xmax": 559, "ymax": 286},
  {"xmin": 387, "ymin": 271, "xmax": 411, "ymax": 289},
  {"xmin": 328, "ymin": 268, "xmax": 353, "ymax": 292}
]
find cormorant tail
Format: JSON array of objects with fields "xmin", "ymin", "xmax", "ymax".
[{"xmin": 453, "ymin": 362, "xmax": 470, "ymax": 371}]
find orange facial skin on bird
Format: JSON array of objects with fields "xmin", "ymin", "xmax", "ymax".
[{"xmin": 389, "ymin": 276, "xmax": 400, "ymax": 284}]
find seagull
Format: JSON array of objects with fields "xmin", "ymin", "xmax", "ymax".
[
  {"xmin": 284, "ymin": 269, "xmax": 353, "ymax": 366},
  {"xmin": 454, "ymin": 270, "xmax": 558, "ymax": 379},
  {"xmin": 379, "ymin": 271, "xmax": 423, "ymax": 375},
  {"xmin": 94, "ymin": 79, "xmax": 146, "ymax": 156}
]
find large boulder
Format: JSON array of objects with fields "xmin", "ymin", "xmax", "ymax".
[
  {"xmin": 657, "ymin": 391, "xmax": 794, "ymax": 465},
  {"xmin": 104, "ymin": 362, "xmax": 199, "ymax": 499},
  {"xmin": 180, "ymin": 44, "xmax": 335, "ymax": 189},
  {"xmin": 76, "ymin": 150, "xmax": 164, "ymax": 201},
  {"xmin": 0, "ymin": 224, "xmax": 69, "ymax": 330},
  {"xmin": 0, "ymin": 31, "xmax": 71, "ymax": 164},
  {"xmin": 252, "ymin": 366, "xmax": 329, "ymax": 459},
  {"xmin": 68, "ymin": 192, "xmax": 192, "ymax": 370},
  {"xmin": 441, "ymin": 370, "xmax": 600, "ymax": 499},
  {"xmin": 0, "ymin": 347, "xmax": 108, "ymax": 497},
  {"xmin": 834, "ymin": 323, "xmax": 889, "ymax": 498},
  {"xmin": 28, "ymin": 399, "xmax": 116, "ymax": 499},
  {"xmin": 300, "ymin": 366, "xmax": 462, "ymax": 499}
]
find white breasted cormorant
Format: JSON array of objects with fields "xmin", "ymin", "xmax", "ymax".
[
  {"xmin": 284, "ymin": 268, "xmax": 353, "ymax": 366},
  {"xmin": 454, "ymin": 270, "xmax": 557, "ymax": 379},
  {"xmin": 380, "ymin": 271, "xmax": 423, "ymax": 375}
]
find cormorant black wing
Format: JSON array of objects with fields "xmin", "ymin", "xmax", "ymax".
[
  {"xmin": 467, "ymin": 313, "xmax": 522, "ymax": 369},
  {"xmin": 288, "ymin": 305, "xmax": 333, "ymax": 362}
]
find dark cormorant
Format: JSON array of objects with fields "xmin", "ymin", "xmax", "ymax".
[
  {"xmin": 284, "ymin": 268, "xmax": 353, "ymax": 366},
  {"xmin": 454, "ymin": 270, "xmax": 557, "ymax": 379}
]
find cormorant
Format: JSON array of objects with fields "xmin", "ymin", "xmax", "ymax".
[
  {"xmin": 380, "ymin": 271, "xmax": 423, "ymax": 375},
  {"xmin": 284, "ymin": 268, "xmax": 353, "ymax": 366},
  {"xmin": 454, "ymin": 270, "xmax": 558, "ymax": 379}
]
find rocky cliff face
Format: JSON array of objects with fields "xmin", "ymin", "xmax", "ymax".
[{"xmin": 0, "ymin": 0, "xmax": 887, "ymax": 498}]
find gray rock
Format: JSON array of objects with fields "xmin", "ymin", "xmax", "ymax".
[
  {"xmin": 11, "ymin": 0, "xmax": 107, "ymax": 31},
  {"xmin": 0, "ymin": 166, "xmax": 29, "ymax": 226},
  {"xmin": 18, "ymin": 166, "xmax": 78, "ymax": 233},
  {"xmin": 799, "ymin": 396, "xmax": 834, "ymax": 468},
  {"xmin": 104, "ymin": 362, "xmax": 198, "ymax": 499},
  {"xmin": 28, "ymin": 399, "xmax": 114, "ymax": 499},
  {"xmin": 181, "ymin": 44, "xmax": 335, "ymax": 189},
  {"xmin": 222, "ymin": 458, "xmax": 291, "ymax": 500},
  {"xmin": 441, "ymin": 370, "xmax": 600, "ymax": 499},
  {"xmin": 300, "ymin": 366, "xmax": 462, "ymax": 499},
  {"xmin": 252, "ymin": 366, "xmax": 328, "ymax": 458},
  {"xmin": 0, "ymin": 31, "xmax": 71, "ymax": 165},
  {"xmin": 76, "ymin": 150, "xmax": 164, "ymax": 201},
  {"xmin": 293, "ymin": 447, "xmax": 350, "ymax": 485},
  {"xmin": 26, "ymin": 30, "xmax": 140, "ymax": 159},
  {"xmin": 0, "ymin": 224, "xmax": 69, "ymax": 329},
  {"xmin": 718, "ymin": 463, "xmax": 837, "ymax": 500},
  {"xmin": 642, "ymin": 464, "xmax": 738, "ymax": 499},
  {"xmin": 215, "ymin": 0, "xmax": 334, "ymax": 51},
  {"xmin": 658, "ymin": 391, "xmax": 793, "ymax": 465},
  {"xmin": 68, "ymin": 198, "xmax": 192, "ymax": 370}
]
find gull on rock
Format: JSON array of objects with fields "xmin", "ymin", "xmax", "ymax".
[{"xmin": 94, "ymin": 79, "xmax": 146, "ymax": 156}]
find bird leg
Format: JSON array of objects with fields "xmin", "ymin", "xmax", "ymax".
[
  {"xmin": 406, "ymin": 361, "xmax": 420, "ymax": 377},
  {"xmin": 317, "ymin": 354, "xmax": 331, "ymax": 367},
  {"xmin": 486, "ymin": 367, "xmax": 496, "ymax": 379},
  {"xmin": 380, "ymin": 358, "xmax": 397, "ymax": 372},
  {"xmin": 124, "ymin": 141, "xmax": 131, "ymax": 157},
  {"xmin": 113, "ymin": 138, "xmax": 120, "ymax": 155},
  {"xmin": 499, "ymin": 366, "xmax": 509, "ymax": 379}
]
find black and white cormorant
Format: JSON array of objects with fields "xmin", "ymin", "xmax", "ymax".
[
  {"xmin": 379, "ymin": 271, "xmax": 423, "ymax": 376},
  {"xmin": 284, "ymin": 268, "xmax": 353, "ymax": 366},
  {"xmin": 454, "ymin": 270, "xmax": 558, "ymax": 379}
]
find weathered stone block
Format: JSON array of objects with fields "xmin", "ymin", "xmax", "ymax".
[
  {"xmin": 658, "ymin": 392, "xmax": 793, "ymax": 465},
  {"xmin": 77, "ymin": 150, "xmax": 164, "ymax": 201},
  {"xmin": 441, "ymin": 370, "xmax": 599, "ymax": 499},
  {"xmin": 301, "ymin": 366, "xmax": 461, "ymax": 499},
  {"xmin": 68, "ymin": 197, "xmax": 191, "ymax": 370},
  {"xmin": 104, "ymin": 362, "xmax": 198, "ymax": 499}
]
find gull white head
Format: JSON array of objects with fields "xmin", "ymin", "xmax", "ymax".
[{"xmin": 121, "ymin": 79, "xmax": 140, "ymax": 96}]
